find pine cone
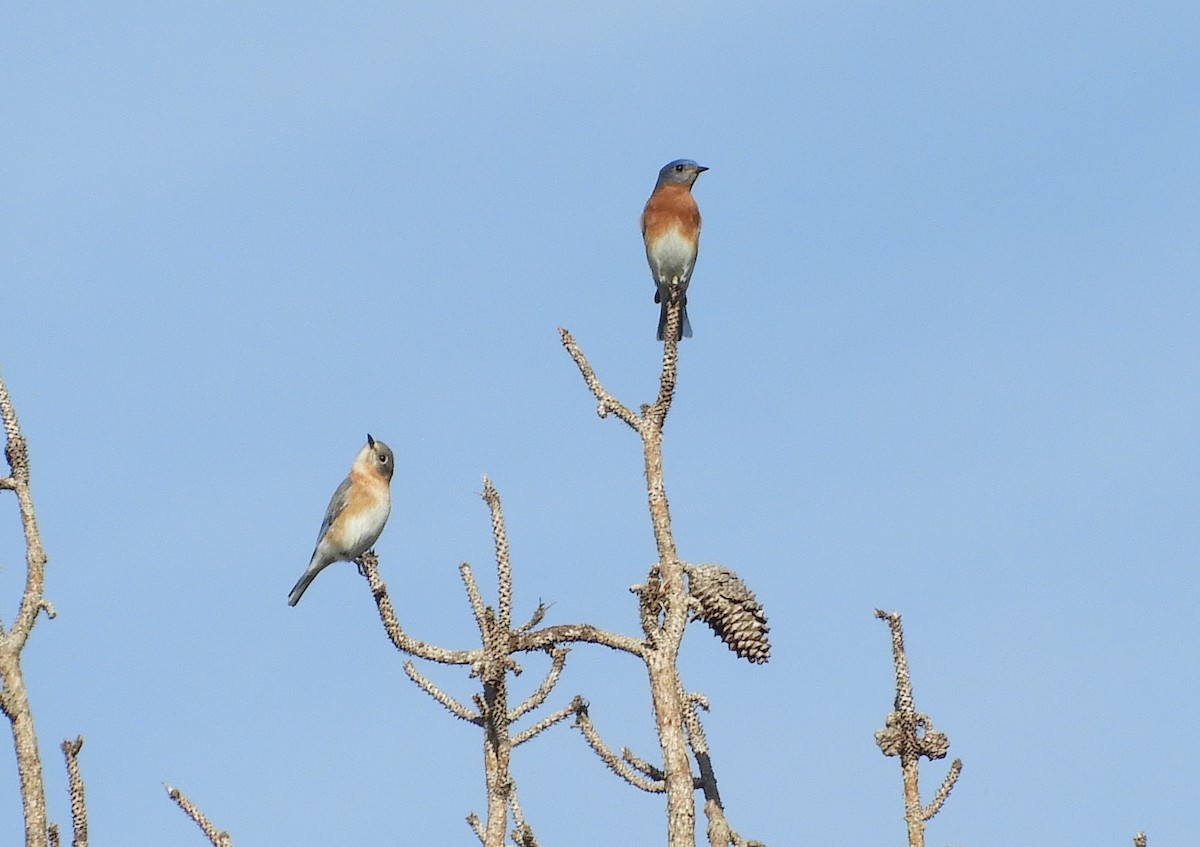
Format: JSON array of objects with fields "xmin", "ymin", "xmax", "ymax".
[{"xmin": 688, "ymin": 564, "xmax": 770, "ymax": 664}]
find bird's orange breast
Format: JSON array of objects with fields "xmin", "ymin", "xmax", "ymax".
[{"xmin": 641, "ymin": 184, "xmax": 702, "ymax": 241}]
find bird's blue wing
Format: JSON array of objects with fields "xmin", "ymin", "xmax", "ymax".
[{"xmin": 315, "ymin": 475, "xmax": 353, "ymax": 547}]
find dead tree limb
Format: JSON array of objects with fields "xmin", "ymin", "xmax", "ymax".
[
  {"xmin": 874, "ymin": 609, "xmax": 962, "ymax": 847},
  {"xmin": 560, "ymin": 304, "xmax": 770, "ymax": 847},
  {"xmin": 60, "ymin": 737, "xmax": 87, "ymax": 847},
  {"xmin": 0, "ymin": 372, "xmax": 52, "ymax": 847},
  {"xmin": 164, "ymin": 784, "xmax": 233, "ymax": 847}
]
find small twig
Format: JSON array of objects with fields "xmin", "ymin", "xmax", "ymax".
[
  {"xmin": 681, "ymin": 685, "xmax": 711, "ymax": 756},
  {"xmin": 573, "ymin": 700, "xmax": 665, "ymax": 793},
  {"xmin": 507, "ymin": 781, "xmax": 540, "ymax": 847},
  {"xmin": 632, "ymin": 573, "xmax": 665, "ymax": 640},
  {"xmin": 61, "ymin": 736, "xmax": 87, "ymax": 847},
  {"xmin": 466, "ymin": 812, "xmax": 485, "ymax": 844},
  {"xmin": 460, "ymin": 562, "xmax": 490, "ymax": 641},
  {"xmin": 403, "ymin": 661, "xmax": 481, "ymax": 723},
  {"xmin": 923, "ymin": 758, "xmax": 962, "ymax": 820},
  {"xmin": 511, "ymin": 698, "xmax": 579, "ymax": 748},
  {"xmin": 481, "ymin": 478, "xmax": 513, "ymax": 633},
  {"xmin": 513, "ymin": 602, "xmax": 549, "ymax": 634},
  {"xmin": 509, "ymin": 648, "xmax": 568, "ymax": 721},
  {"xmin": 48, "ymin": 824, "xmax": 60, "ymax": 847},
  {"xmin": 682, "ymin": 681, "xmax": 728, "ymax": 810},
  {"xmin": 164, "ymin": 784, "xmax": 233, "ymax": 847},
  {"xmin": 559, "ymin": 328, "xmax": 641, "ymax": 430},
  {"xmin": 511, "ymin": 821, "xmax": 540, "ymax": 847},
  {"xmin": 622, "ymin": 747, "xmax": 665, "ymax": 781},
  {"xmin": 704, "ymin": 798, "xmax": 734, "ymax": 847},
  {"xmin": 1134, "ymin": 832, "xmax": 1147, "ymax": 847}
]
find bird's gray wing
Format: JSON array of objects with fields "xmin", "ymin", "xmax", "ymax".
[{"xmin": 314, "ymin": 475, "xmax": 353, "ymax": 547}]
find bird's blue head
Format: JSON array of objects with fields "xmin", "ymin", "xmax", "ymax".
[{"xmin": 655, "ymin": 159, "xmax": 708, "ymax": 188}]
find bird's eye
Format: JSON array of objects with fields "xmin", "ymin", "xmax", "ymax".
[
  {"xmin": 379, "ymin": 454, "xmax": 389, "ymax": 463},
  {"xmin": 674, "ymin": 164, "xmax": 685, "ymax": 172}
]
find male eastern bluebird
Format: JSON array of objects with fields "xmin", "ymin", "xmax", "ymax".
[
  {"xmin": 641, "ymin": 158, "xmax": 708, "ymax": 342},
  {"xmin": 287, "ymin": 435, "xmax": 394, "ymax": 606}
]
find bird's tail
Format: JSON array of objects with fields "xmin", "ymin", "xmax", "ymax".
[
  {"xmin": 287, "ymin": 557, "xmax": 327, "ymax": 606},
  {"xmin": 656, "ymin": 300, "xmax": 693, "ymax": 342}
]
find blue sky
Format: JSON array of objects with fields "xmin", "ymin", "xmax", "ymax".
[{"xmin": 2, "ymin": 2, "xmax": 1198, "ymax": 844}]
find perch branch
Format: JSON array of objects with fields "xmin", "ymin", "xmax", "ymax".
[
  {"xmin": 559, "ymin": 318, "xmax": 702, "ymax": 847},
  {"xmin": 359, "ymin": 552, "xmax": 480, "ymax": 665},
  {"xmin": 647, "ymin": 304, "xmax": 682, "ymax": 428}
]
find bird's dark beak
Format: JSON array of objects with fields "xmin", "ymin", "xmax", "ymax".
[
  {"xmin": 367, "ymin": 433, "xmax": 375, "ymax": 447},
  {"xmin": 695, "ymin": 165, "xmax": 709, "ymax": 173}
]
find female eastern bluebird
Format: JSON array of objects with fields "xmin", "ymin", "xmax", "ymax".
[
  {"xmin": 641, "ymin": 159, "xmax": 708, "ymax": 342},
  {"xmin": 287, "ymin": 435, "xmax": 394, "ymax": 606}
]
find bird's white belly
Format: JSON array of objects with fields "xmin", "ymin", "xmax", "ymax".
[
  {"xmin": 649, "ymin": 227, "xmax": 696, "ymax": 282},
  {"xmin": 333, "ymin": 497, "xmax": 391, "ymax": 556}
]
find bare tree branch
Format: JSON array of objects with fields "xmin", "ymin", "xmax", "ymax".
[
  {"xmin": 61, "ymin": 736, "xmax": 87, "ymax": 847},
  {"xmin": 359, "ymin": 552, "xmax": 480, "ymax": 665},
  {"xmin": 359, "ymin": 482, "xmax": 641, "ymax": 845},
  {"xmin": 509, "ymin": 648, "xmax": 568, "ymax": 722},
  {"xmin": 511, "ymin": 821, "xmax": 540, "ymax": 847},
  {"xmin": 646, "ymin": 304, "xmax": 682, "ymax": 428},
  {"xmin": 513, "ymin": 602, "xmax": 549, "ymax": 634},
  {"xmin": 684, "ymin": 691, "xmax": 766, "ymax": 846},
  {"xmin": 573, "ymin": 701, "xmax": 665, "ymax": 793},
  {"xmin": 0, "ymin": 372, "xmax": 51, "ymax": 847},
  {"xmin": 481, "ymin": 478, "xmax": 513, "ymax": 633},
  {"xmin": 558, "ymin": 328, "xmax": 641, "ymax": 430},
  {"xmin": 460, "ymin": 562, "xmax": 490, "ymax": 640},
  {"xmin": 346, "ymin": 316, "xmax": 767, "ymax": 845},
  {"xmin": 559, "ymin": 318, "xmax": 723, "ymax": 847},
  {"xmin": 923, "ymin": 757, "xmax": 962, "ymax": 821},
  {"xmin": 622, "ymin": 747, "xmax": 662, "ymax": 779},
  {"xmin": 403, "ymin": 661, "xmax": 481, "ymax": 723},
  {"xmin": 164, "ymin": 784, "xmax": 233, "ymax": 847},
  {"xmin": 874, "ymin": 609, "xmax": 962, "ymax": 847},
  {"xmin": 507, "ymin": 779, "xmax": 540, "ymax": 847},
  {"xmin": 466, "ymin": 812, "xmax": 485, "ymax": 844},
  {"xmin": 511, "ymin": 699, "xmax": 578, "ymax": 748},
  {"xmin": 514, "ymin": 622, "xmax": 644, "ymax": 658}
]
